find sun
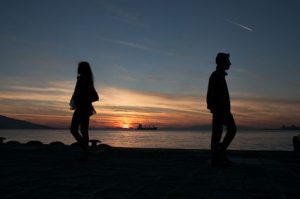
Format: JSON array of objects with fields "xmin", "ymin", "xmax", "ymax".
[{"xmin": 122, "ymin": 124, "xmax": 130, "ymax": 129}]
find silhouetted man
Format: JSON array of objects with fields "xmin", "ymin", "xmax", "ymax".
[{"xmin": 207, "ymin": 53, "xmax": 237, "ymax": 167}]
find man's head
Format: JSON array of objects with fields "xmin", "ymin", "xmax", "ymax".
[{"xmin": 216, "ymin": 53, "xmax": 231, "ymax": 70}]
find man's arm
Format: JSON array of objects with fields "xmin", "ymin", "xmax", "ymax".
[{"xmin": 207, "ymin": 75, "xmax": 216, "ymax": 112}]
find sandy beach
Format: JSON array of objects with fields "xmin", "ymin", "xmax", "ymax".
[{"xmin": 1, "ymin": 143, "xmax": 300, "ymax": 199}]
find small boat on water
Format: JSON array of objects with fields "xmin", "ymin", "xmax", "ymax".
[{"xmin": 136, "ymin": 124, "xmax": 158, "ymax": 130}]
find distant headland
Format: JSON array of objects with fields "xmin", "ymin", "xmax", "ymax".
[{"xmin": 0, "ymin": 115, "xmax": 53, "ymax": 129}]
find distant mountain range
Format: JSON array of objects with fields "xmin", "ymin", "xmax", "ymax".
[
  {"xmin": 159, "ymin": 125, "xmax": 212, "ymax": 131},
  {"xmin": 264, "ymin": 125, "xmax": 300, "ymax": 131},
  {"xmin": 0, "ymin": 115, "xmax": 52, "ymax": 129}
]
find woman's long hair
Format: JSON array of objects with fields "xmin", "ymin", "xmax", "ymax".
[{"xmin": 77, "ymin": 61, "xmax": 94, "ymax": 85}]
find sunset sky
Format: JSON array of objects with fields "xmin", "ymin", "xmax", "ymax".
[{"xmin": 0, "ymin": 0, "xmax": 300, "ymax": 128}]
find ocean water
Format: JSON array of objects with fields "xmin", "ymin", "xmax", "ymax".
[{"xmin": 0, "ymin": 129, "xmax": 298, "ymax": 151}]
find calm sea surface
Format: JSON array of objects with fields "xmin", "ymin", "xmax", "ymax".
[{"xmin": 0, "ymin": 129, "xmax": 298, "ymax": 151}]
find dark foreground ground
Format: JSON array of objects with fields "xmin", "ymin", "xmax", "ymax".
[{"xmin": 0, "ymin": 144, "xmax": 300, "ymax": 199}]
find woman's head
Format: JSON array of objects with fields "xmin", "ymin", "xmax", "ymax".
[{"xmin": 78, "ymin": 61, "xmax": 93, "ymax": 81}]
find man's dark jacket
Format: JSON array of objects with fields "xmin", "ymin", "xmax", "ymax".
[{"xmin": 206, "ymin": 67, "xmax": 231, "ymax": 114}]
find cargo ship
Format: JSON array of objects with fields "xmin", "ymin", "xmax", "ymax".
[{"xmin": 136, "ymin": 124, "xmax": 158, "ymax": 130}]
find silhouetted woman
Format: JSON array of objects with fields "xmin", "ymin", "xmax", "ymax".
[{"xmin": 70, "ymin": 61, "xmax": 99, "ymax": 158}]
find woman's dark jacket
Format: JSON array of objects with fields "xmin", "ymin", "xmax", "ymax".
[{"xmin": 70, "ymin": 76, "xmax": 98, "ymax": 115}]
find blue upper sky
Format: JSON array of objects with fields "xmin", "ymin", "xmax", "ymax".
[{"xmin": 0, "ymin": 0, "xmax": 300, "ymax": 127}]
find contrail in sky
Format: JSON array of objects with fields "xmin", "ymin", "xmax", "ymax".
[{"xmin": 224, "ymin": 18, "xmax": 253, "ymax": 32}]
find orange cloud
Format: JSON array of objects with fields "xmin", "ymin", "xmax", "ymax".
[
  {"xmin": 232, "ymin": 97, "xmax": 300, "ymax": 128},
  {"xmin": 1, "ymin": 82, "xmax": 299, "ymax": 129}
]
